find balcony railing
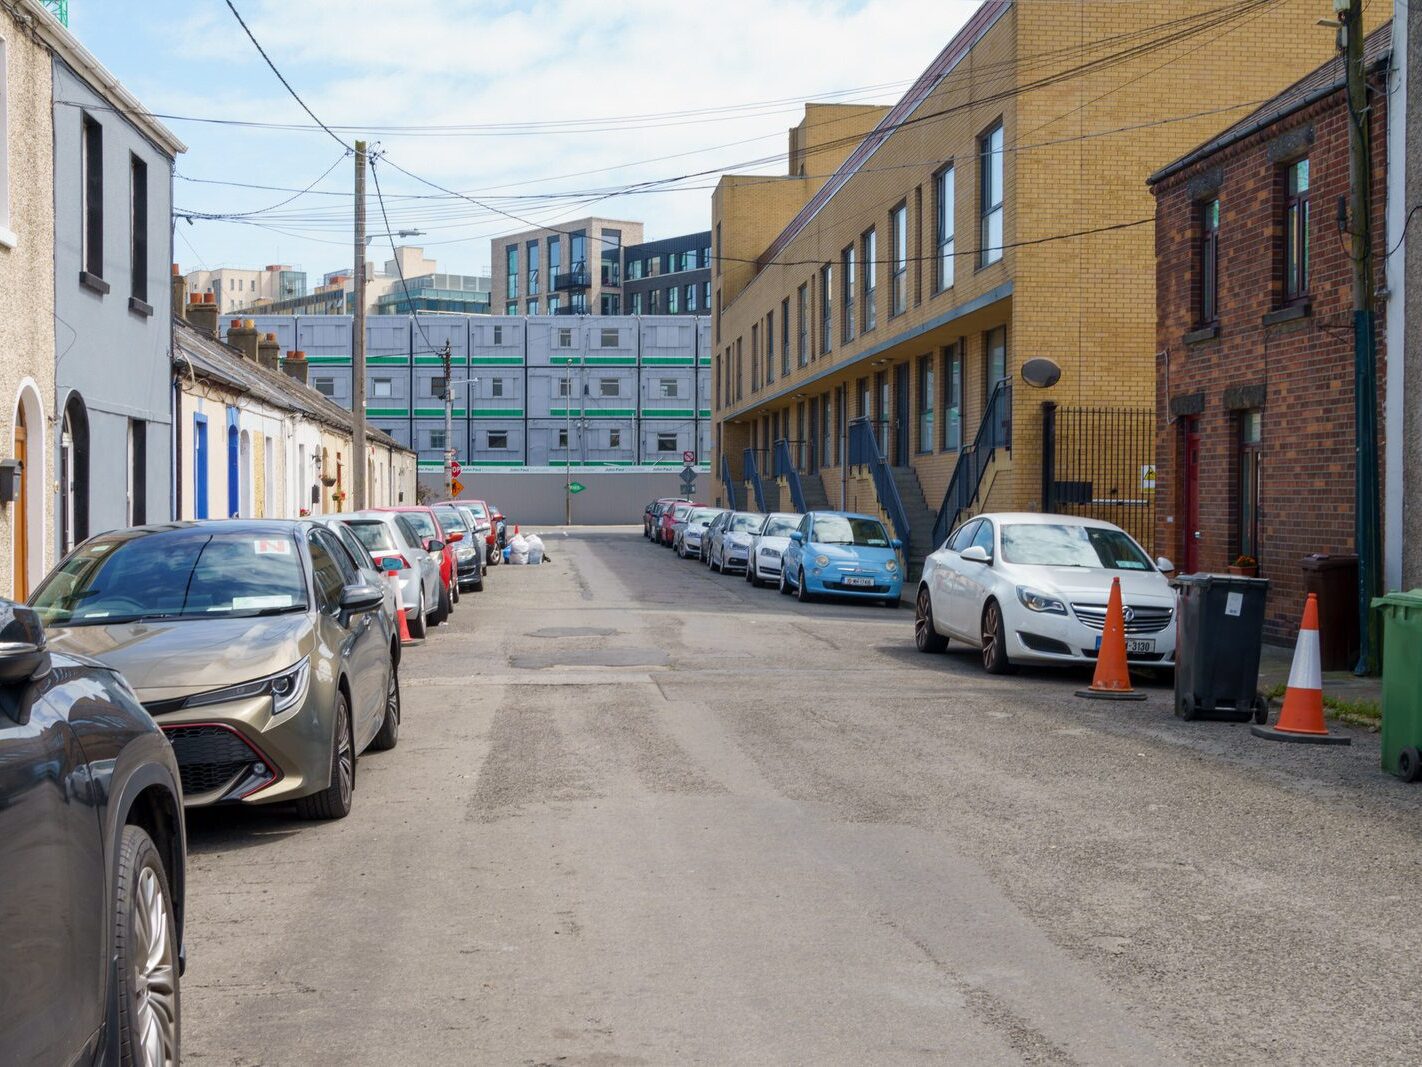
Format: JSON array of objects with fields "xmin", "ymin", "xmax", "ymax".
[
  {"xmin": 553, "ymin": 305, "xmax": 585, "ymax": 316},
  {"xmin": 553, "ymin": 269, "xmax": 591, "ymax": 292}
]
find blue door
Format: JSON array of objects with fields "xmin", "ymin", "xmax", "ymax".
[
  {"xmin": 226, "ymin": 423, "xmax": 239, "ymax": 519},
  {"xmin": 194, "ymin": 415, "xmax": 209, "ymax": 519}
]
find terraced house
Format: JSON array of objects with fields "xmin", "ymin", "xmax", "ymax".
[{"xmin": 711, "ymin": 0, "xmax": 1366, "ymax": 573}]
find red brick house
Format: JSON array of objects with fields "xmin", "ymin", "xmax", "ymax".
[{"xmin": 1148, "ymin": 26, "xmax": 1390, "ymax": 642}]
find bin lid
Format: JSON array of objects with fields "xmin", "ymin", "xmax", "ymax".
[
  {"xmin": 1172, "ymin": 572, "xmax": 1271, "ymax": 588},
  {"xmin": 1372, "ymin": 589, "xmax": 1422, "ymax": 610},
  {"xmin": 1301, "ymin": 553, "xmax": 1359, "ymax": 571}
]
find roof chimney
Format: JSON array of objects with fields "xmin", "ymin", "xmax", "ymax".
[
  {"xmin": 187, "ymin": 290, "xmax": 219, "ymax": 338},
  {"xmin": 257, "ymin": 332, "xmax": 281, "ymax": 371},
  {"xmin": 226, "ymin": 318, "xmax": 259, "ymax": 360},
  {"xmin": 171, "ymin": 264, "xmax": 186, "ymax": 320},
  {"xmin": 282, "ymin": 350, "xmax": 309, "ymax": 385}
]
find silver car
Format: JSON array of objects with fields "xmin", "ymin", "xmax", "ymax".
[
  {"xmin": 745, "ymin": 512, "xmax": 802, "ymax": 587},
  {"xmin": 676, "ymin": 506, "xmax": 725, "ymax": 559},
  {"xmin": 707, "ymin": 511, "xmax": 766, "ymax": 574},
  {"xmin": 312, "ymin": 515, "xmax": 399, "ymax": 628},
  {"xmin": 343, "ymin": 511, "xmax": 442, "ymax": 639}
]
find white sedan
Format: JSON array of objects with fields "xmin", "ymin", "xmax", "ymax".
[
  {"xmin": 915, "ymin": 512, "xmax": 1176, "ymax": 674},
  {"xmin": 744, "ymin": 512, "xmax": 801, "ymax": 587}
]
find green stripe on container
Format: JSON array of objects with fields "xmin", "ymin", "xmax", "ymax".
[
  {"xmin": 413, "ymin": 408, "xmax": 468, "ymax": 418},
  {"xmin": 642, "ymin": 357, "xmax": 694, "ymax": 365},
  {"xmin": 698, "ymin": 357, "xmax": 711, "ymax": 365},
  {"xmin": 470, "ymin": 409, "xmax": 524, "ymax": 418},
  {"xmin": 462, "ymin": 460, "xmax": 526, "ymax": 467},
  {"xmin": 366, "ymin": 408, "xmax": 410, "ymax": 417},
  {"xmin": 641, "ymin": 409, "xmax": 695, "ymax": 418},
  {"xmin": 306, "ymin": 355, "xmax": 351, "ymax": 365},
  {"xmin": 368, "ymin": 355, "xmax": 407, "ymax": 365},
  {"xmin": 550, "ymin": 356, "xmax": 636, "ymax": 365},
  {"xmin": 471, "ymin": 356, "xmax": 524, "ymax": 365},
  {"xmin": 698, "ymin": 410, "xmax": 712, "ymax": 418}
]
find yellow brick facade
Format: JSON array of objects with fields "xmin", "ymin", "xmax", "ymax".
[{"xmin": 711, "ymin": 0, "xmax": 1359, "ymax": 554}]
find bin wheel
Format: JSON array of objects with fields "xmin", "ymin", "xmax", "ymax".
[
  {"xmin": 1176, "ymin": 695, "xmax": 1198, "ymax": 722},
  {"xmin": 1252, "ymin": 694, "xmax": 1270, "ymax": 726},
  {"xmin": 1399, "ymin": 748, "xmax": 1422, "ymax": 783}
]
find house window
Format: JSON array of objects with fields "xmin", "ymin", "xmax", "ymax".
[
  {"xmin": 984, "ymin": 325, "xmax": 1008, "ymax": 401},
  {"xmin": 600, "ymin": 327, "xmax": 619, "ymax": 348},
  {"xmin": 765, "ymin": 309, "xmax": 775, "ymax": 384},
  {"xmin": 1195, "ymin": 198, "xmax": 1221, "ymax": 325},
  {"xmin": 505, "ymin": 301, "xmax": 517, "ymax": 315},
  {"xmin": 570, "ymin": 230, "xmax": 586, "ymax": 271},
  {"xmin": 862, "ymin": 228, "xmax": 877, "ymax": 331},
  {"xmin": 1285, "ymin": 159, "xmax": 1310, "ymax": 303},
  {"xmin": 890, "ymin": 203, "xmax": 907, "ymax": 315},
  {"xmin": 601, "ymin": 293, "xmax": 620, "ymax": 315},
  {"xmin": 751, "ymin": 323, "xmax": 760, "ymax": 390},
  {"xmin": 505, "ymin": 244, "xmax": 519, "ymax": 299},
  {"xmin": 429, "ymin": 429, "xmax": 447, "ymax": 450},
  {"xmin": 82, "ymin": 113, "xmax": 103, "ymax": 280},
  {"xmin": 493, "ymin": 325, "xmax": 503, "ymax": 345},
  {"xmin": 917, "ymin": 355, "xmax": 934, "ymax": 453},
  {"xmin": 548, "ymin": 236, "xmax": 561, "ymax": 282},
  {"xmin": 942, "ymin": 344, "xmax": 963, "ymax": 450},
  {"xmin": 797, "ymin": 284, "xmax": 809, "ymax": 366},
  {"xmin": 714, "ymin": 222, "xmax": 722, "ymax": 276},
  {"xmin": 527, "ymin": 240, "xmax": 540, "ymax": 296},
  {"xmin": 659, "ymin": 378, "xmax": 678, "ymax": 399},
  {"xmin": 527, "ymin": 299, "xmax": 539, "ymax": 315},
  {"xmin": 548, "ymin": 295, "xmax": 561, "ymax": 313},
  {"xmin": 702, "ymin": 281, "xmax": 711, "ymax": 310},
  {"xmin": 372, "ymin": 377, "xmax": 393, "ymax": 398},
  {"xmin": 488, "ymin": 431, "xmax": 508, "ymax": 450},
  {"xmin": 1238, "ymin": 410, "xmax": 1262, "ymax": 560},
  {"xmin": 685, "ymin": 283, "xmax": 696, "ymax": 311},
  {"xmin": 820, "ymin": 264, "xmax": 833, "ymax": 355},
  {"xmin": 668, "ymin": 286, "xmax": 679, "ymax": 313},
  {"xmin": 627, "ymin": 258, "xmax": 642, "ymax": 280},
  {"xmin": 557, "ymin": 327, "xmax": 573, "ymax": 348},
  {"xmin": 599, "ymin": 378, "xmax": 619, "ymax": 397},
  {"xmin": 822, "ymin": 394, "xmax": 834, "ymax": 467},
  {"xmin": 657, "ymin": 432, "xmax": 677, "ymax": 452},
  {"xmin": 557, "ymin": 377, "xmax": 572, "ymax": 398},
  {"xmin": 490, "ymin": 378, "xmax": 504, "ymax": 397},
  {"xmin": 980, "ymin": 121, "xmax": 1004, "ymax": 266},
  {"xmin": 650, "ymin": 289, "xmax": 662, "ymax": 314},
  {"xmin": 313, "ymin": 376, "xmax": 336, "ymax": 397},
  {"xmin": 631, "ymin": 292, "xmax": 643, "ymax": 315},
  {"xmin": 128, "ymin": 419, "xmax": 147, "ymax": 526},
  {"xmin": 841, "ymin": 245, "xmax": 856, "ymax": 343},
  {"xmin": 781, "ymin": 296, "xmax": 791, "ymax": 375},
  {"xmin": 735, "ymin": 337, "xmax": 744, "ymax": 402},
  {"xmin": 935, "ymin": 164, "xmax": 955, "ymax": 291},
  {"xmin": 609, "ymin": 428, "xmax": 622, "ymax": 448},
  {"xmin": 558, "ymin": 428, "xmax": 569, "ymax": 449},
  {"xmin": 429, "ymin": 376, "xmax": 448, "ymax": 398},
  {"xmin": 130, "ymin": 155, "xmax": 148, "ymax": 304},
  {"xmin": 715, "ymin": 354, "xmax": 721, "ymax": 408}
]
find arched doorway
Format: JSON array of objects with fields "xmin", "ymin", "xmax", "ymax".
[
  {"xmin": 60, "ymin": 394, "xmax": 90, "ymax": 554},
  {"xmin": 12, "ymin": 385, "xmax": 45, "ymax": 600},
  {"xmin": 239, "ymin": 429, "xmax": 253, "ymax": 517},
  {"xmin": 226, "ymin": 422, "xmax": 239, "ymax": 519}
]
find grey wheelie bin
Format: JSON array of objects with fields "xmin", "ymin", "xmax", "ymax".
[{"xmin": 1172, "ymin": 574, "xmax": 1271, "ymax": 723}]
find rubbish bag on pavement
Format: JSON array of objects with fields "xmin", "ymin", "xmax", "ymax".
[
  {"xmin": 526, "ymin": 535, "xmax": 545, "ymax": 564},
  {"xmin": 508, "ymin": 533, "xmax": 529, "ymax": 565}
]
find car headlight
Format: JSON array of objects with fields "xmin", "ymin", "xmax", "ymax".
[
  {"xmin": 1016, "ymin": 586, "xmax": 1067, "ymax": 615},
  {"xmin": 885, "ymin": 559, "xmax": 898, "ymax": 573},
  {"xmin": 760, "ymin": 547, "xmax": 780, "ymax": 557},
  {"xmin": 815, "ymin": 555, "xmax": 830, "ymax": 568},
  {"xmin": 183, "ymin": 657, "xmax": 311, "ymax": 715}
]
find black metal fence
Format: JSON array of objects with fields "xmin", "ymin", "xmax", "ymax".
[{"xmin": 1041, "ymin": 401, "xmax": 1156, "ymax": 552}]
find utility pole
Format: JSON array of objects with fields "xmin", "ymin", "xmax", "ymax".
[
  {"xmin": 351, "ymin": 140, "xmax": 368, "ymax": 512},
  {"xmin": 1342, "ymin": 0, "xmax": 1382, "ymax": 673},
  {"xmin": 442, "ymin": 341, "xmax": 454, "ymax": 500}
]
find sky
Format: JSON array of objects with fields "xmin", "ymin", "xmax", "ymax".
[{"xmin": 66, "ymin": 0, "xmax": 980, "ymax": 281}]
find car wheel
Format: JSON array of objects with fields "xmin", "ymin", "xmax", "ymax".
[
  {"xmin": 435, "ymin": 581, "xmax": 452, "ymax": 625},
  {"xmin": 745, "ymin": 562, "xmax": 755, "ymax": 584},
  {"xmin": 796, "ymin": 569, "xmax": 812, "ymax": 603},
  {"xmin": 981, "ymin": 600, "xmax": 1012, "ymax": 675},
  {"xmin": 407, "ymin": 591, "xmax": 428, "ymax": 639},
  {"xmin": 779, "ymin": 569, "xmax": 791, "ymax": 595},
  {"xmin": 915, "ymin": 588, "xmax": 948, "ymax": 653},
  {"xmin": 370, "ymin": 661, "xmax": 401, "ymax": 751},
  {"xmin": 296, "ymin": 691, "xmax": 354, "ymax": 820},
  {"xmin": 115, "ymin": 824, "xmax": 180, "ymax": 1067}
]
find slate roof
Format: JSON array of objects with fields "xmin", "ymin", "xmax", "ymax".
[
  {"xmin": 172, "ymin": 318, "xmax": 410, "ymax": 453},
  {"xmin": 1149, "ymin": 23, "xmax": 1392, "ymax": 185}
]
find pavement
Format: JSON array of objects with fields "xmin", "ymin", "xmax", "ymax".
[{"xmin": 181, "ymin": 526, "xmax": 1422, "ymax": 1065}]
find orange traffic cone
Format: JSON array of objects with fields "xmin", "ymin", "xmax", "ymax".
[
  {"xmin": 387, "ymin": 571, "xmax": 420, "ymax": 646},
  {"xmin": 1076, "ymin": 576, "xmax": 1147, "ymax": 701},
  {"xmin": 1251, "ymin": 593, "xmax": 1349, "ymax": 745}
]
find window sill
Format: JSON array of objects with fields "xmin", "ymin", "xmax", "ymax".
[
  {"xmin": 128, "ymin": 296, "xmax": 154, "ymax": 318},
  {"xmin": 0, "ymin": 225, "xmax": 17, "ymax": 251},
  {"xmin": 1262, "ymin": 301, "xmax": 1311, "ymax": 326},
  {"xmin": 1183, "ymin": 324, "xmax": 1219, "ymax": 345},
  {"xmin": 79, "ymin": 270, "xmax": 111, "ymax": 295}
]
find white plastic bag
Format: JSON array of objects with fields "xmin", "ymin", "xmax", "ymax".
[
  {"xmin": 508, "ymin": 533, "xmax": 529, "ymax": 565},
  {"xmin": 526, "ymin": 535, "xmax": 545, "ymax": 564}
]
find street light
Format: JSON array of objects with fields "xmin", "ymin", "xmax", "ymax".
[{"xmin": 364, "ymin": 228, "xmax": 424, "ymax": 247}]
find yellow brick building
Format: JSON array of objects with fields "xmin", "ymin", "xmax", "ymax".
[{"xmin": 712, "ymin": 0, "xmax": 1356, "ymax": 568}]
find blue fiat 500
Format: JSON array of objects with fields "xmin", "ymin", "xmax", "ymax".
[{"xmin": 780, "ymin": 511, "xmax": 904, "ymax": 606}]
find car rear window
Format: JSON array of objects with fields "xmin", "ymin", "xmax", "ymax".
[
  {"xmin": 347, "ymin": 520, "xmax": 397, "ymax": 554},
  {"xmin": 435, "ymin": 508, "xmax": 469, "ymax": 533},
  {"xmin": 402, "ymin": 511, "xmax": 437, "ymax": 539}
]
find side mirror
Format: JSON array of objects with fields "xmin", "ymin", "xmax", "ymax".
[
  {"xmin": 425, "ymin": 539, "xmax": 445, "ymax": 553},
  {"xmin": 0, "ymin": 602, "xmax": 51, "ymax": 697},
  {"xmin": 960, "ymin": 545, "xmax": 992, "ymax": 564},
  {"xmin": 340, "ymin": 583, "xmax": 385, "ymax": 613},
  {"xmin": 890, "ymin": 538, "xmax": 903, "ymax": 550},
  {"xmin": 379, "ymin": 556, "xmax": 403, "ymax": 572},
  {"xmin": 1156, "ymin": 556, "xmax": 1176, "ymax": 573},
  {"xmin": 789, "ymin": 531, "xmax": 804, "ymax": 543}
]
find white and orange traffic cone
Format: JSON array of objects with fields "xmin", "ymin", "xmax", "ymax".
[
  {"xmin": 1251, "ymin": 593, "xmax": 1349, "ymax": 745},
  {"xmin": 1076, "ymin": 577, "xmax": 1147, "ymax": 701},
  {"xmin": 387, "ymin": 570, "xmax": 420, "ymax": 646}
]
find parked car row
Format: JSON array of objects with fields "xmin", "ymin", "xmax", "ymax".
[{"xmin": 0, "ymin": 494, "xmax": 514, "ymax": 1064}]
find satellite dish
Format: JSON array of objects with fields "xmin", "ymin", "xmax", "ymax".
[{"xmin": 1020, "ymin": 357, "xmax": 1062, "ymax": 389}]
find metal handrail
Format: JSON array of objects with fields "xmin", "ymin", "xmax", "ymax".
[
  {"xmin": 743, "ymin": 448, "xmax": 766, "ymax": 511},
  {"xmin": 932, "ymin": 379, "xmax": 1012, "ymax": 546},
  {"xmin": 772, "ymin": 438, "xmax": 806, "ymax": 512},
  {"xmin": 847, "ymin": 417, "xmax": 910, "ymax": 548},
  {"xmin": 720, "ymin": 452, "xmax": 738, "ymax": 511}
]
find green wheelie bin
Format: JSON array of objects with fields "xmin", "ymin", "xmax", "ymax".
[{"xmin": 1373, "ymin": 590, "xmax": 1422, "ymax": 781}]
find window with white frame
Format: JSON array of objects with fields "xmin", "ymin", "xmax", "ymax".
[
  {"xmin": 372, "ymin": 378, "xmax": 393, "ymax": 398},
  {"xmin": 599, "ymin": 378, "xmax": 619, "ymax": 397},
  {"xmin": 656, "ymin": 432, "xmax": 677, "ymax": 452},
  {"xmin": 490, "ymin": 378, "xmax": 504, "ymax": 398},
  {"xmin": 600, "ymin": 327, "xmax": 619, "ymax": 348},
  {"xmin": 609, "ymin": 428, "xmax": 622, "ymax": 448},
  {"xmin": 557, "ymin": 377, "xmax": 572, "ymax": 398},
  {"xmin": 980, "ymin": 121, "xmax": 1004, "ymax": 266},
  {"xmin": 487, "ymin": 430, "xmax": 508, "ymax": 450},
  {"xmin": 557, "ymin": 327, "xmax": 573, "ymax": 348},
  {"xmin": 658, "ymin": 378, "xmax": 678, "ymax": 398},
  {"xmin": 935, "ymin": 164, "xmax": 955, "ymax": 290}
]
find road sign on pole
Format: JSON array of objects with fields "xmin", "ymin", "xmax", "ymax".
[
  {"xmin": 681, "ymin": 465, "xmax": 697, "ymax": 482},
  {"xmin": 449, "ymin": 477, "xmax": 465, "ymax": 496},
  {"xmin": 568, "ymin": 481, "xmax": 586, "ymax": 494},
  {"xmin": 450, "ymin": 460, "xmax": 462, "ymax": 478},
  {"xmin": 682, "ymin": 450, "xmax": 696, "ymax": 465}
]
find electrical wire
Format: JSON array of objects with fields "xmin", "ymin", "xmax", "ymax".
[{"xmin": 369, "ymin": 152, "xmax": 443, "ymax": 357}]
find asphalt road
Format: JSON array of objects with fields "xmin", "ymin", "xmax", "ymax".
[{"xmin": 183, "ymin": 527, "xmax": 1422, "ymax": 1065}]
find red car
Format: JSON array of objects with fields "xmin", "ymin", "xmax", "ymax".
[
  {"xmin": 646, "ymin": 497, "xmax": 685, "ymax": 542},
  {"xmin": 376, "ymin": 505, "xmax": 461, "ymax": 613},
  {"xmin": 658, "ymin": 501, "xmax": 700, "ymax": 547}
]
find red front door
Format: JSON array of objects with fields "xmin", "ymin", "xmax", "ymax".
[{"xmin": 1181, "ymin": 418, "xmax": 1201, "ymax": 573}]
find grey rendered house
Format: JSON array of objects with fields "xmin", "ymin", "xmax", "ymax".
[{"xmin": 48, "ymin": 25, "xmax": 184, "ymax": 551}]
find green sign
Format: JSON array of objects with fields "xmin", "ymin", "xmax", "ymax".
[{"xmin": 568, "ymin": 482, "xmax": 586, "ymax": 494}]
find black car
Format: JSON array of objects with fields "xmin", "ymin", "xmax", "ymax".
[{"xmin": 0, "ymin": 599, "xmax": 185, "ymax": 1064}]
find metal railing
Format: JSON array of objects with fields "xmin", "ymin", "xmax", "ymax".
[
  {"xmin": 772, "ymin": 438, "xmax": 806, "ymax": 512},
  {"xmin": 932, "ymin": 380, "xmax": 1012, "ymax": 547},
  {"xmin": 720, "ymin": 452, "xmax": 739, "ymax": 511},
  {"xmin": 743, "ymin": 448, "xmax": 767, "ymax": 511},
  {"xmin": 553, "ymin": 269, "xmax": 591, "ymax": 291},
  {"xmin": 848, "ymin": 417, "xmax": 911, "ymax": 548}
]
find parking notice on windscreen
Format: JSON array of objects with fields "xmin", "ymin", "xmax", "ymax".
[
  {"xmin": 254, "ymin": 539, "xmax": 291, "ymax": 555},
  {"xmin": 1225, "ymin": 591, "xmax": 1244, "ymax": 617}
]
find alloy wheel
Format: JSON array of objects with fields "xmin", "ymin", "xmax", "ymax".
[
  {"xmin": 915, "ymin": 588, "xmax": 947, "ymax": 653},
  {"xmin": 336, "ymin": 703, "xmax": 354, "ymax": 809},
  {"xmin": 133, "ymin": 865, "xmax": 178, "ymax": 1067}
]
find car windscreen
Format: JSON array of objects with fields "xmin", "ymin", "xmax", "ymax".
[
  {"xmin": 1000, "ymin": 523, "xmax": 1153, "ymax": 570},
  {"xmin": 813, "ymin": 516, "xmax": 889, "ymax": 547},
  {"xmin": 688, "ymin": 508, "xmax": 719, "ymax": 523},
  {"xmin": 762, "ymin": 515, "xmax": 799, "ymax": 537},
  {"xmin": 31, "ymin": 530, "xmax": 310, "ymax": 625},
  {"xmin": 347, "ymin": 520, "xmax": 397, "ymax": 554},
  {"xmin": 435, "ymin": 508, "xmax": 469, "ymax": 533},
  {"xmin": 672, "ymin": 504, "xmax": 694, "ymax": 520},
  {"xmin": 466, "ymin": 502, "xmax": 488, "ymax": 519},
  {"xmin": 729, "ymin": 513, "xmax": 765, "ymax": 533},
  {"xmin": 457, "ymin": 507, "xmax": 487, "ymax": 529},
  {"xmin": 402, "ymin": 511, "xmax": 437, "ymax": 539}
]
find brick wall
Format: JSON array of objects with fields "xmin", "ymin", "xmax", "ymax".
[{"xmin": 1152, "ymin": 73, "xmax": 1389, "ymax": 641}]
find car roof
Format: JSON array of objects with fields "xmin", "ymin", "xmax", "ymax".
[
  {"xmin": 108, "ymin": 519, "xmax": 309, "ymax": 536},
  {"xmin": 808, "ymin": 510, "xmax": 880, "ymax": 522},
  {"xmin": 971, "ymin": 512, "xmax": 1127, "ymax": 531}
]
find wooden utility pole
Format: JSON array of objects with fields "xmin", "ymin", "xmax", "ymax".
[
  {"xmin": 351, "ymin": 140, "xmax": 368, "ymax": 512},
  {"xmin": 442, "ymin": 341, "xmax": 454, "ymax": 500},
  {"xmin": 1342, "ymin": 0, "xmax": 1382, "ymax": 673}
]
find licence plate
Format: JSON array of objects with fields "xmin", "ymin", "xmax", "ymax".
[
  {"xmin": 843, "ymin": 575, "xmax": 875, "ymax": 588},
  {"xmin": 1096, "ymin": 635, "xmax": 1155, "ymax": 655}
]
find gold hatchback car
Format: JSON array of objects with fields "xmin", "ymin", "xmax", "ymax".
[{"xmin": 31, "ymin": 520, "xmax": 401, "ymax": 819}]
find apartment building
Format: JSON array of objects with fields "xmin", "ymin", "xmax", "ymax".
[
  {"xmin": 246, "ymin": 313, "xmax": 712, "ymax": 479},
  {"xmin": 186, "ymin": 263, "xmax": 307, "ymax": 315},
  {"xmin": 711, "ymin": 0, "xmax": 1363, "ymax": 573},
  {"xmin": 623, "ymin": 231, "xmax": 712, "ymax": 316},
  {"xmin": 490, "ymin": 218, "xmax": 644, "ymax": 316}
]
